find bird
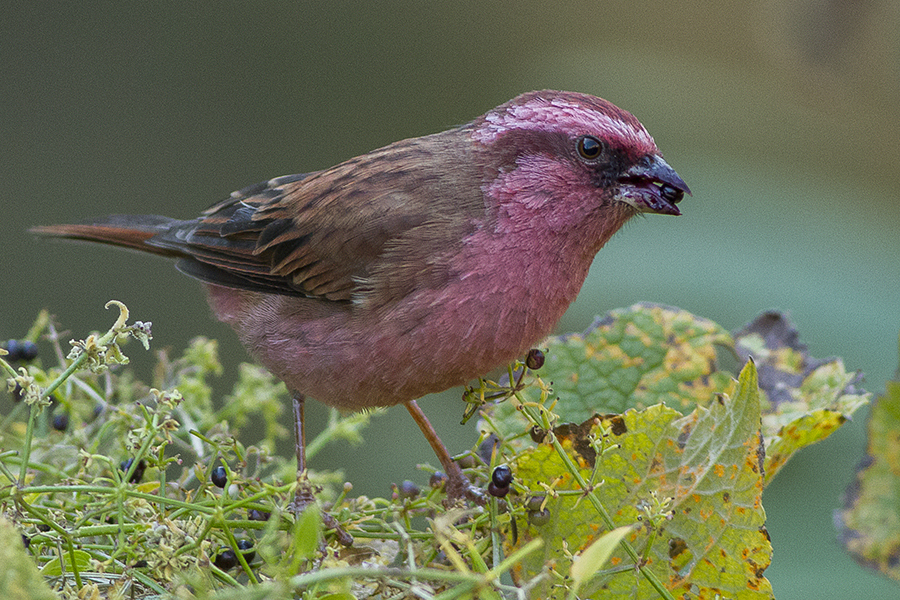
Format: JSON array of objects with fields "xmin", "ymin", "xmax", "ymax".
[{"xmin": 32, "ymin": 90, "xmax": 689, "ymax": 542}]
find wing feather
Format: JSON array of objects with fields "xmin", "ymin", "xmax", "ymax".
[{"xmin": 145, "ymin": 127, "xmax": 487, "ymax": 303}]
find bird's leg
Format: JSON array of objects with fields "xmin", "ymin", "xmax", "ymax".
[
  {"xmin": 405, "ymin": 400, "xmax": 486, "ymax": 505},
  {"xmin": 290, "ymin": 392, "xmax": 354, "ymax": 546},
  {"xmin": 291, "ymin": 392, "xmax": 308, "ymax": 476}
]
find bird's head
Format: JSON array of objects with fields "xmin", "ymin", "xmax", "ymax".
[{"xmin": 471, "ymin": 90, "xmax": 689, "ymax": 226}]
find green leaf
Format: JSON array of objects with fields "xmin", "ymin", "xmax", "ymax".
[
  {"xmin": 570, "ymin": 525, "xmax": 632, "ymax": 593},
  {"xmin": 536, "ymin": 303, "xmax": 734, "ymax": 419},
  {"xmin": 836, "ymin": 337, "xmax": 900, "ymax": 582},
  {"xmin": 496, "ymin": 361, "xmax": 773, "ymax": 599},
  {"xmin": 0, "ymin": 519, "xmax": 56, "ymax": 600},
  {"xmin": 294, "ymin": 504, "xmax": 323, "ymax": 561},
  {"xmin": 485, "ymin": 304, "xmax": 734, "ymax": 456},
  {"xmin": 39, "ymin": 548, "xmax": 92, "ymax": 576},
  {"xmin": 486, "ymin": 306, "xmax": 867, "ymax": 487}
]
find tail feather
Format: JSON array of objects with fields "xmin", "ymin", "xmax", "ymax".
[
  {"xmin": 31, "ymin": 215, "xmax": 185, "ymax": 257},
  {"xmin": 32, "ymin": 214, "xmax": 308, "ymax": 296}
]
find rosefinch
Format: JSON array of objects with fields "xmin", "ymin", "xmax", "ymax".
[{"xmin": 34, "ymin": 90, "xmax": 689, "ymax": 541}]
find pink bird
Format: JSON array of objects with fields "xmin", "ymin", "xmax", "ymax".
[{"xmin": 33, "ymin": 90, "xmax": 688, "ymax": 543}]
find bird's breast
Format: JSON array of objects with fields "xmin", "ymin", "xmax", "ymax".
[{"xmin": 206, "ymin": 226, "xmax": 595, "ymax": 411}]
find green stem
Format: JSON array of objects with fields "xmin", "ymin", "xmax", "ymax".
[
  {"xmin": 490, "ymin": 495, "xmax": 502, "ymax": 575},
  {"xmin": 132, "ymin": 569, "xmax": 168, "ymax": 595},
  {"xmin": 0, "ymin": 356, "xmax": 17, "ymax": 378},
  {"xmin": 289, "ymin": 539, "xmax": 543, "ymax": 595},
  {"xmin": 220, "ymin": 520, "xmax": 260, "ymax": 585},
  {"xmin": 16, "ymin": 401, "xmax": 39, "ymax": 486},
  {"xmin": 65, "ymin": 536, "xmax": 84, "ymax": 588},
  {"xmin": 20, "ymin": 485, "xmax": 220, "ymax": 514}
]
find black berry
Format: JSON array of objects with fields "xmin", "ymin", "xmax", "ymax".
[
  {"xmin": 211, "ymin": 465, "xmax": 227, "ymax": 488},
  {"xmin": 455, "ymin": 454, "xmax": 476, "ymax": 469},
  {"xmin": 429, "ymin": 471, "xmax": 448, "ymax": 489},
  {"xmin": 525, "ymin": 496, "xmax": 545, "ymax": 512},
  {"xmin": 488, "ymin": 481, "xmax": 510, "ymax": 498},
  {"xmin": 19, "ymin": 341, "xmax": 38, "ymax": 361},
  {"xmin": 525, "ymin": 495, "xmax": 550, "ymax": 526},
  {"xmin": 4, "ymin": 340, "xmax": 38, "ymax": 362},
  {"xmin": 529, "ymin": 425, "xmax": 547, "ymax": 443},
  {"xmin": 51, "ymin": 413, "xmax": 69, "ymax": 431},
  {"xmin": 213, "ymin": 549, "xmax": 237, "ymax": 570},
  {"xmin": 397, "ymin": 480, "xmax": 420, "ymax": 499},
  {"xmin": 3, "ymin": 340, "xmax": 19, "ymax": 360},
  {"xmin": 528, "ymin": 508, "xmax": 551, "ymax": 526},
  {"xmin": 525, "ymin": 348, "xmax": 545, "ymax": 370},
  {"xmin": 491, "ymin": 465, "xmax": 513, "ymax": 488},
  {"xmin": 237, "ymin": 539, "xmax": 255, "ymax": 563},
  {"xmin": 659, "ymin": 183, "xmax": 683, "ymax": 204},
  {"xmin": 248, "ymin": 509, "xmax": 271, "ymax": 522},
  {"xmin": 120, "ymin": 458, "xmax": 146, "ymax": 483},
  {"xmin": 477, "ymin": 434, "xmax": 501, "ymax": 465}
]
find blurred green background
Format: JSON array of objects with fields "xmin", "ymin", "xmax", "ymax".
[{"xmin": 3, "ymin": 2, "xmax": 899, "ymax": 596}]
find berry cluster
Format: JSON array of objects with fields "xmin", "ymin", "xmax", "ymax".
[
  {"xmin": 488, "ymin": 464, "xmax": 513, "ymax": 497},
  {"xmin": 526, "ymin": 496, "xmax": 550, "ymax": 526},
  {"xmin": 209, "ymin": 465, "xmax": 258, "ymax": 570},
  {"xmin": 3, "ymin": 339, "xmax": 38, "ymax": 362}
]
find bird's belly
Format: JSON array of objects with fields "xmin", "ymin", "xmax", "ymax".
[{"xmin": 206, "ymin": 268, "xmax": 581, "ymax": 411}]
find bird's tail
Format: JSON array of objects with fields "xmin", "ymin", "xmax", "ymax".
[{"xmin": 31, "ymin": 215, "xmax": 185, "ymax": 257}]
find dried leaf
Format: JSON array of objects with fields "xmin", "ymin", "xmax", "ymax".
[{"xmin": 734, "ymin": 311, "xmax": 870, "ymax": 481}]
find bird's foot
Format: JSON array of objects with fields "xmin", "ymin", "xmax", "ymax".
[
  {"xmin": 292, "ymin": 481, "xmax": 354, "ymax": 547},
  {"xmin": 443, "ymin": 463, "xmax": 487, "ymax": 506}
]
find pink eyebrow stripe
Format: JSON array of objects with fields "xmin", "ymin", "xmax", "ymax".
[{"xmin": 472, "ymin": 97, "xmax": 656, "ymax": 149}]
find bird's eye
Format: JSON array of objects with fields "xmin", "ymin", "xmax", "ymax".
[{"xmin": 576, "ymin": 136, "xmax": 603, "ymax": 160}]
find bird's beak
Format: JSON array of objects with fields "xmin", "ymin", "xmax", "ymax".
[{"xmin": 617, "ymin": 155, "xmax": 691, "ymax": 216}]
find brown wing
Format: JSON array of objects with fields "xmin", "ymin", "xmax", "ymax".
[{"xmin": 148, "ymin": 128, "xmax": 487, "ymax": 302}]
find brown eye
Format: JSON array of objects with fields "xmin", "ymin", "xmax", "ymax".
[{"xmin": 577, "ymin": 136, "xmax": 603, "ymax": 160}]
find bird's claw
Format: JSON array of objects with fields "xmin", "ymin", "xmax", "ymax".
[
  {"xmin": 292, "ymin": 482, "xmax": 354, "ymax": 547},
  {"xmin": 444, "ymin": 469, "xmax": 487, "ymax": 506}
]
